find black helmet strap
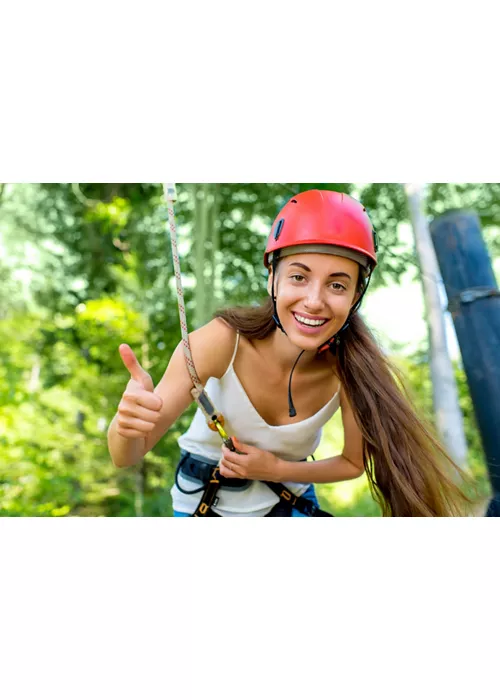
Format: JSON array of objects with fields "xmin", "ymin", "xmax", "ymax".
[{"xmin": 271, "ymin": 254, "xmax": 286, "ymax": 334}]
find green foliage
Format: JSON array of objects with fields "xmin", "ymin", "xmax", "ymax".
[{"xmin": 358, "ymin": 183, "xmax": 416, "ymax": 288}]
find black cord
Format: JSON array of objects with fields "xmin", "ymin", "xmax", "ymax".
[{"xmin": 288, "ymin": 349, "xmax": 305, "ymax": 417}]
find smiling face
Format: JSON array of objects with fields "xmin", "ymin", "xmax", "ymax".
[{"xmin": 268, "ymin": 253, "xmax": 361, "ymax": 350}]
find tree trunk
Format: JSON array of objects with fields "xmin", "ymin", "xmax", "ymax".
[
  {"xmin": 28, "ymin": 357, "xmax": 40, "ymax": 393},
  {"xmin": 430, "ymin": 209, "xmax": 500, "ymax": 514},
  {"xmin": 209, "ymin": 183, "xmax": 220, "ymax": 316},
  {"xmin": 404, "ymin": 183, "xmax": 468, "ymax": 470},
  {"xmin": 193, "ymin": 184, "xmax": 210, "ymax": 328}
]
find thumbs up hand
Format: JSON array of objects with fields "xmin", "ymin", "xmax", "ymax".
[{"xmin": 116, "ymin": 344, "xmax": 163, "ymax": 439}]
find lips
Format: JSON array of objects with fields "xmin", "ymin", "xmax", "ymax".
[
  {"xmin": 293, "ymin": 312, "xmax": 328, "ymax": 322},
  {"xmin": 292, "ymin": 312, "xmax": 331, "ymax": 334}
]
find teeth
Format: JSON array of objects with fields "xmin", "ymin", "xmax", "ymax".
[{"xmin": 294, "ymin": 314, "xmax": 327, "ymax": 327}]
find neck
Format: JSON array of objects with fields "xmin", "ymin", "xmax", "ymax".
[{"xmin": 265, "ymin": 328, "xmax": 322, "ymax": 374}]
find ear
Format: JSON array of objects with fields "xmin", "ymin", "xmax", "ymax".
[{"xmin": 267, "ymin": 270, "xmax": 273, "ymax": 296}]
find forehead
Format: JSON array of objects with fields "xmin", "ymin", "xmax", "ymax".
[{"xmin": 281, "ymin": 252, "xmax": 360, "ymax": 275}]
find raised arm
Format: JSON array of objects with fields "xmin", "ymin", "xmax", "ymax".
[{"xmin": 108, "ymin": 319, "xmax": 236, "ymax": 468}]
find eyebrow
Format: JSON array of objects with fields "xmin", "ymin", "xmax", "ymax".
[{"xmin": 288, "ymin": 262, "xmax": 352, "ymax": 280}]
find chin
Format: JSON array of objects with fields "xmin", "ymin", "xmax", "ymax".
[{"xmin": 284, "ymin": 327, "xmax": 333, "ymax": 352}]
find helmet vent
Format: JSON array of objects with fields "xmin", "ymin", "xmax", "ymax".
[
  {"xmin": 291, "ymin": 199, "xmax": 298, "ymax": 203},
  {"xmin": 273, "ymin": 218, "xmax": 285, "ymax": 241}
]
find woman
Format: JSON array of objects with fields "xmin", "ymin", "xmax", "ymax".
[{"xmin": 108, "ymin": 189, "xmax": 473, "ymax": 517}]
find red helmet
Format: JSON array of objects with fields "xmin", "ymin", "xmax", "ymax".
[{"xmin": 264, "ymin": 190, "xmax": 378, "ymax": 271}]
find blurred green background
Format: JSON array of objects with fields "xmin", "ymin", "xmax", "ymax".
[{"xmin": 0, "ymin": 183, "xmax": 498, "ymax": 517}]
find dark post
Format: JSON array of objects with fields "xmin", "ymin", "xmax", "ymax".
[{"xmin": 430, "ymin": 210, "xmax": 500, "ymax": 516}]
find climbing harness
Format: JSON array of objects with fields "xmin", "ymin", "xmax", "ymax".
[
  {"xmin": 163, "ymin": 183, "xmax": 333, "ymax": 517},
  {"xmin": 175, "ymin": 452, "xmax": 332, "ymax": 517}
]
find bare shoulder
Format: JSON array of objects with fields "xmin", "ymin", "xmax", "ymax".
[
  {"xmin": 140, "ymin": 319, "xmax": 237, "ymax": 455},
  {"xmin": 183, "ymin": 317, "xmax": 237, "ymax": 382},
  {"xmin": 339, "ymin": 381, "xmax": 364, "ymax": 470},
  {"xmin": 339, "ymin": 382, "xmax": 356, "ymax": 413}
]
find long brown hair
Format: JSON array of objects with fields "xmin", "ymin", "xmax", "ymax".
[{"xmin": 215, "ymin": 298, "xmax": 475, "ymax": 517}]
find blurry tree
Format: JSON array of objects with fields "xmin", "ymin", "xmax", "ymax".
[{"xmin": 404, "ymin": 183, "xmax": 468, "ymax": 469}]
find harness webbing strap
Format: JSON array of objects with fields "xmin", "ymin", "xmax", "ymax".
[
  {"xmin": 189, "ymin": 467, "xmax": 334, "ymax": 518},
  {"xmin": 192, "ymin": 466, "xmax": 222, "ymax": 517},
  {"xmin": 262, "ymin": 481, "xmax": 333, "ymax": 517}
]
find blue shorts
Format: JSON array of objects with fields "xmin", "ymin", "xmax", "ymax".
[{"xmin": 173, "ymin": 483, "xmax": 320, "ymax": 517}]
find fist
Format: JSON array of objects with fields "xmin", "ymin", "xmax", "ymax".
[{"xmin": 116, "ymin": 344, "xmax": 163, "ymax": 439}]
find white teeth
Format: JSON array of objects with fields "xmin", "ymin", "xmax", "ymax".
[{"xmin": 294, "ymin": 314, "xmax": 327, "ymax": 327}]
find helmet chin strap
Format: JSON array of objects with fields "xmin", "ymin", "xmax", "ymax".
[
  {"xmin": 271, "ymin": 255, "xmax": 286, "ymax": 334},
  {"xmin": 271, "ymin": 256, "xmax": 301, "ymax": 416},
  {"xmin": 271, "ymin": 262, "xmax": 373, "ymax": 418}
]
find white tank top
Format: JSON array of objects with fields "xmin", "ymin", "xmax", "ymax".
[{"xmin": 173, "ymin": 333, "xmax": 341, "ymax": 516}]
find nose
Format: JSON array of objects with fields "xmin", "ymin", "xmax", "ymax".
[{"xmin": 303, "ymin": 282, "xmax": 325, "ymax": 311}]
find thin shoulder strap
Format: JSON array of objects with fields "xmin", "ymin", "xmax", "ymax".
[
  {"xmin": 221, "ymin": 329, "xmax": 240, "ymax": 379},
  {"xmin": 229, "ymin": 330, "xmax": 240, "ymax": 367}
]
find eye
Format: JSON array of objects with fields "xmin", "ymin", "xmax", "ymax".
[
  {"xmin": 290, "ymin": 274, "xmax": 306, "ymax": 282},
  {"xmin": 330, "ymin": 282, "xmax": 347, "ymax": 292}
]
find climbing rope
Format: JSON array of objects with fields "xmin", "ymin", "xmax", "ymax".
[
  {"xmin": 164, "ymin": 183, "xmax": 204, "ymax": 393},
  {"xmin": 163, "ymin": 183, "xmax": 235, "ymax": 450}
]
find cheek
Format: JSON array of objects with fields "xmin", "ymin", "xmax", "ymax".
[
  {"xmin": 337, "ymin": 295, "xmax": 356, "ymax": 314},
  {"xmin": 275, "ymin": 285, "xmax": 301, "ymax": 312}
]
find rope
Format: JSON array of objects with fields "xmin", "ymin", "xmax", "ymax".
[
  {"xmin": 164, "ymin": 183, "xmax": 204, "ymax": 394},
  {"xmin": 162, "ymin": 183, "xmax": 235, "ymax": 450}
]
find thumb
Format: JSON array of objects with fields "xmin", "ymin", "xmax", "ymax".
[
  {"xmin": 119, "ymin": 344, "xmax": 154, "ymax": 391},
  {"xmin": 231, "ymin": 436, "xmax": 254, "ymax": 454}
]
